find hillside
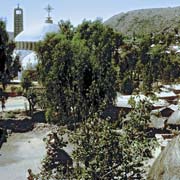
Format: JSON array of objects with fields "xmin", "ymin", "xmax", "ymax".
[{"xmin": 105, "ymin": 6, "xmax": 180, "ymax": 36}]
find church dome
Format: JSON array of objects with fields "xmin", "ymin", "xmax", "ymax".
[
  {"xmin": 15, "ymin": 22, "xmax": 59, "ymax": 51},
  {"xmin": 15, "ymin": 22, "xmax": 59, "ymax": 42}
]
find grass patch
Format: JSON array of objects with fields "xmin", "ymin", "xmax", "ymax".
[{"xmin": 4, "ymin": 111, "xmax": 16, "ymax": 118}]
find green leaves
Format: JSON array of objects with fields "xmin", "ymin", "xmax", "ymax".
[
  {"xmin": 69, "ymin": 99, "xmax": 156, "ymax": 179},
  {"xmin": 21, "ymin": 70, "xmax": 32, "ymax": 92},
  {"xmin": 37, "ymin": 20, "xmax": 122, "ymax": 124},
  {"xmin": 70, "ymin": 115, "xmax": 122, "ymax": 179},
  {"xmin": 0, "ymin": 20, "xmax": 19, "ymax": 87}
]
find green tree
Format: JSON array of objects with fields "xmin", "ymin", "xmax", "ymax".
[
  {"xmin": 70, "ymin": 100, "xmax": 155, "ymax": 179},
  {"xmin": 21, "ymin": 70, "xmax": 37, "ymax": 115},
  {"xmin": 119, "ymin": 44, "xmax": 139, "ymax": 81},
  {"xmin": 35, "ymin": 100, "xmax": 156, "ymax": 179},
  {"xmin": 37, "ymin": 20, "xmax": 123, "ymax": 124},
  {"xmin": 0, "ymin": 20, "xmax": 8, "ymax": 75},
  {"xmin": 21, "ymin": 70, "xmax": 32, "ymax": 92},
  {"xmin": 58, "ymin": 20, "xmax": 74, "ymax": 40},
  {"xmin": 0, "ymin": 20, "xmax": 21, "ymax": 89},
  {"xmin": 36, "ymin": 131, "xmax": 73, "ymax": 180},
  {"xmin": 121, "ymin": 76, "xmax": 134, "ymax": 94}
]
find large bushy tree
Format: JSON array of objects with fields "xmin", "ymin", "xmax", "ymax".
[{"xmin": 36, "ymin": 20, "xmax": 123, "ymax": 124}]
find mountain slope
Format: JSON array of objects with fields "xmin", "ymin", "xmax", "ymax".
[{"xmin": 105, "ymin": 6, "xmax": 180, "ymax": 36}]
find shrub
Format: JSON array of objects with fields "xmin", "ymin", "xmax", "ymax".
[
  {"xmin": 4, "ymin": 111, "xmax": 16, "ymax": 118},
  {"xmin": 15, "ymin": 87, "xmax": 23, "ymax": 96}
]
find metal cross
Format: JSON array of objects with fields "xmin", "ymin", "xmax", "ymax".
[{"xmin": 45, "ymin": 4, "xmax": 53, "ymax": 18}]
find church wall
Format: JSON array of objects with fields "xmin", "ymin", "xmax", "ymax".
[{"xmin": 15, "ymin": 41, "xmax": 36, "ymax": 50}]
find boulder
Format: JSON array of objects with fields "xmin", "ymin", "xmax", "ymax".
[{"xmin": 147, "ymin": 135, "xmax": 180, "ymax": 180}]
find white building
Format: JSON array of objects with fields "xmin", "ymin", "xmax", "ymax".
[
  {"xmin": 13, "ymin": 5, "xmax": 59, "ymax": 78},
  {"xmin": 15, "ymin": 22, "xmax": 59, "ymax": 51}
]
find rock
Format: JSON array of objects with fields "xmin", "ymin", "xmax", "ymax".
[{"xmin": 147, "ymin": 135, "xmax": 180, "ymax": 180}]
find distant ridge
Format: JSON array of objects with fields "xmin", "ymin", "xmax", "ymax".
[{"xmin": 105, "ymin": 6, "xmax": 180, "ymax": 36}]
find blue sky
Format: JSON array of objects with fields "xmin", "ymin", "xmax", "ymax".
[{"xmin": 1, "ymin": 0, "xmax": 180, "ymax": 32}]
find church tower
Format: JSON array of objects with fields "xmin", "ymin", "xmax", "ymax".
[{"xmin": 14, "ymin": 4, "xmax": 23, "ymax": 37}]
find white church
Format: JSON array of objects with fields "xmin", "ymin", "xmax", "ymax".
[{"xmin": 13, "ymin": 4, "xmax": 59, "ymax": 78}]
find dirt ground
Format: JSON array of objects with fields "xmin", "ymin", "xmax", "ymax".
[
  {"xmin": 0, "ymin": 122, "xmax": 73, "ymax": 180},
  {"xmin": 0, "ymin": 129, "xmax": 47, "ymax": 180}
]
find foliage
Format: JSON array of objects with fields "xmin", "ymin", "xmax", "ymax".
[
  {"xmin": 32, "ymin": 19, "xmax": 163, "ymax": 179},
  {"xmin": 105, "ymin": 8, "xmax": 180, "ymax": 94},
  {"xmin": 25, "ymin": 88, "xmax": 37, "ymax": 116},
  {"xmin": 0, "ymin": 20, "xmax": 21, "ymax": 89},
  {"xmin": 58, "ymin": 20, "xmax": 75, "ymax": 40},
  {"xmin": 34, "ymin": 131, "xmax": 73, "ymax": 180},
  {"xmin": 69, "ymin": 100, "xmax": 156, "ymax": 179},
  {"xmin": 45, "ymin": 108, "xmax": 55, "ymax": 123},
  {"xmin": 36, "ymin": 20, "xmax": 123, "ymax": 124},
  {"xmin": 35, "ymin": 100, "xmax": 156, "ymax": 179},
  {"xmin": 15, "ymin": 86, "xmax": 23, "ymax": 96},
  {"xmin": 10, "ymin": 85, "xmax": 17, "ymax": 93},
  {"xmin": 4, "ymin": 111, "xmax": 16, "ymax": 118},
  {"xmin": 20, "ymin": 70, "xmax": 38, "ymax": 115},
  {"xmin": 121, "ymin": 76, "xmax": 134, "ymax": 94},
  {"xmin": 116, "ymin": 30, "xmax": 180, "ymax": 94},
  {"xmin": 20, "ymin": 70, "xmax": 32, "ymax": 92},
  {"xmin": 71, "ymin": 115, "xmax": 123, "ymax": 179}
]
